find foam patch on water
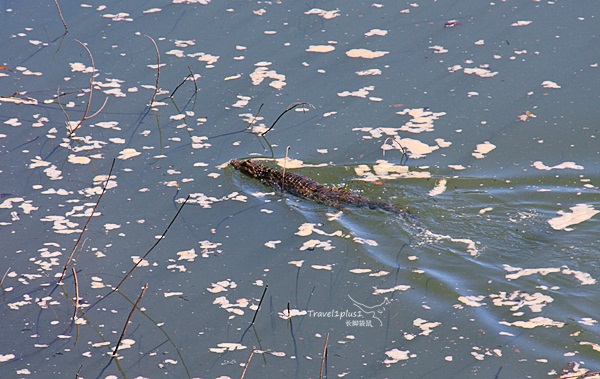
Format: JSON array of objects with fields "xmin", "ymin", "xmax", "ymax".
[{"xmin": 548, "ymin": 204, "xmax": 599, "ymax": 231}]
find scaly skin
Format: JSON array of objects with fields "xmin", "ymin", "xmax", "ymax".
[{"xmin": 230, "ymin": 159, "xmax": 409, "ymax": 214}]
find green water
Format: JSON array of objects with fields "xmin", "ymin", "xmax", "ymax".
[{"xmin": 1, "ymin": 1, "xmax": 599, "ymax": 378}]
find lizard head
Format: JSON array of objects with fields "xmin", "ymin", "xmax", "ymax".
[{"xmin": 230, "ymin": 159, "xmax": 266, "ymax": 179}]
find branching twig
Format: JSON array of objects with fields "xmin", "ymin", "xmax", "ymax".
[
  {"xmin": 59, "ymin": 159, "xmax": 116, "ymax": 282},
  {"xmin": 112, "ymin": 283, "xmax": 148, "ymax": 357},
  {"xmin": 260, "ymin": 102, "xmax": 314, "ymax": 136},
  {"xmin": 53, "ymin": 0, "xmax": 68, "ymax": 32},
  {"xmin": 145, "ymin": 35, "xmax": 161, "ymax": 106},
  {"xmin": 114, "ymin": 195, "xmax": 190, "ymax": 291}
]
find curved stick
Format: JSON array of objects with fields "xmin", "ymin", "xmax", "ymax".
[{"xmin": 260, "ymin": 102, "xmax": 314, "ymax": 136}]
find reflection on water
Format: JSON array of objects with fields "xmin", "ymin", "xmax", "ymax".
[{"xmin": 1, "ymin": 0, "xmax": 599, "ymax": 378}]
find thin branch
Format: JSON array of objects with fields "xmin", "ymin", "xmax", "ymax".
[
  {"xmin": 0, "ymin": 266, "xmax": 11, "ymax": 287},
  {"xmin": 188, "ymin": 66, "xmax": 198, "ymax": 93},
  {"xmin": 319, "ymin": 333, "xmax": 329, "ymax": 379},
  {"xmin": 260, "ymin": 102, "xmax": 314, "ymax": 136},
  {"xmin": 69, "ymin": 40, "xmax": 108, "ymax": 136},
  {"xmin": 120, "ymin": 290, "xmax": 192, "ymax": 376},
  {"xmin": 59, "ymin": 159, "xmax": 116, "ymax": 282},
  {"xmin": 145, "ymin": 35, "xmax": 161, "ymax": 107},
  {"xmin": 281, "ymin": 146, "xmax": 290, "ymax": 194},
  {"xmin": 72, "ymin": 40, "xmax": 94, "ymax": 135},
  {"xmin": 0, "ymin": 266, "xmax": 11, "ymax": 301},
  {"xmin": 56, "ymin": 85, "xmax": 72, "ymax": 130},
  {"xmin": 72, "ymin": 267, "xmax": 80, "ymax": 320},
  {"xmin": 240, "ymin": 348, "xmax": 256, "ymax": 379},
  {"xmin": 250, "ymin": 285, "xmax": 268, "ymax": 326},
  {"xmin": 246, "ymin": 103, "xmax": 264, "ymax": 130},
  {"xmin": 114, "ymin": 195, "xmax": 190, "ymax": 291},
  {"xmin": 170, "ymin": 73, "xmax": 192, "ymax": 98},
  {"xmin": 240, "ymin": 283, "xmax": 269, "ymax": 341},
  {"xmin": 112, "ymin": 283, "xmax": 148, "ymax": 357},
  {"xmin": 53, "ymin": 0, "xmax": 68, "ymax": 32},
  {"xmin": 86, "ymin": 96, "xmax": 109, "ymax": 119},
  {"xmin": 170, "ymin": 66, "xmax": 197, "ymax": 98},
  {"xmin": 382, "ymin": 137, "xmax": 407, "ymax": 165}
]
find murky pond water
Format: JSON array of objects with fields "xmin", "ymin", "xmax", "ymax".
[{"xmin": 1, "ymin": 1, "xmax": 599, "ymax": 378}]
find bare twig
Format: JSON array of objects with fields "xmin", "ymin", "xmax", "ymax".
[
  {"xmin": 170, "ymin": 66, "xmax": 197, "ymax": 98},
  {"xmin": 0, "ymin": 266, "xmax": 11, "ymax": 300},
  {"xmin": 0, "ymin": 266, "xmax": 10, "ymax": 287},
  {"xmin": 188, "ymin": 66, "xmax": 198, "ymax": 93},
  {"xmin": 68, "ymin": 40, "xmax": 108, "ymax": 136},
  {"xmin": 250, "ymin": 285, "xmax": 268, "ymax": 326},
  {"xmin": 114, "ymin": 195, "xmax": 190, "ymax": 291},
  {"xmin": 86, "ymin": 97, "xmax": 109, "ymax": 119},
  {"xmin": 59, "ymin": 159, "xmax": 116, "ymax": 282},
  {"xmin": 56, "ymin": 85, "xmax": 72, "ymax": 128},
  {"xmin": 112, "ymin": 283, "xmax": 148, "ymax": 357},
  {"xmin": 72, "ymin": 266, "xmax": 82, "ymax": 347},
  {"xmin": 53, "ymin": 0, "xmax": 68, "ymax": 32},
  {"xmin": 240, "ymin": 283, "xmax": 269, "ymax": 341},
  {"xmin": 382, "ymin": 137, "xmax": 407, "ymax": 165},
  {"xmin": 72, "ymin": 40, "xmax": 94, "ymax": 134},
  {"xmin": 170, "ymin": 73, "xmax": 192, "ymax": 98},
  {"xmin": 320, "ymin": 333, "xmax": 329, "ymax": 379},
  {"xmin": 281, "ymin": 146, "xmax": 290, "ymax": 193},
  {"xmin": 117, "ymin": 290, "xmax": 191, "ymax": 376},
  {"xmin": 145, "ymin": 35, "xmax": 161, "ymax": 106},
  {"xmin": 72, "ymin": 267, "xmax": 79, "ymax": 320},
  {"xmin": 260, "ymin": 102, "xmax": 314, "ymax": 136},
  {"xmin": 246, "ymin": 103, "xmax": 264, "ymax": 130},
  {"xmin": 73, "ymin": 39, "xmax": 96, "ymax": 123},
  {"xmin": 240, "ymin": 348, "xmax": 256, "ymax": 379}
]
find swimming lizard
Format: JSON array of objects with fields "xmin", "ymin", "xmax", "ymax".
[{"xmin": 230, "ymin": 159, "xmax": 410, "ymax": 215}]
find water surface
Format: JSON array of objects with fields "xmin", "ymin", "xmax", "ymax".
[{"xmin": 1, "ymin": 1, "xmax": 599, "ymax": 378}]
